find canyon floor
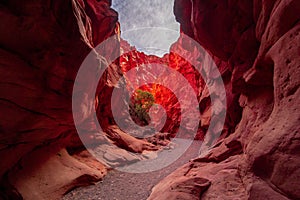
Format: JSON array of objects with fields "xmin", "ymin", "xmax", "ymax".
[{"xmin": 63, "ymin": 140, "xmax": 202, "ymax": 200}]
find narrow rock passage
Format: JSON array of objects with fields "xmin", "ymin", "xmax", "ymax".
[{"xmin": 63, "ymin": 140, "xmax": 202, "ymax": 200}]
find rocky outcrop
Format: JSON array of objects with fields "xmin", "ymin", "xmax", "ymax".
[
  {"xmin": 1, "ymin": 0, "xmax": 299, "ymax": 199},
  {"xmin": 0, "ymin": 0, "xmax": 119, "ymax": 199},
  {"xmin": 0, "ymin": 0, "xmax": 170, "ymax": 198},
  {"xmin": 118, "ymin": 35, "xmax": 241, "ymax": 140},
  {"xmin": 149, "ymin": 0, "xmax": 300, "ymax": 199}
]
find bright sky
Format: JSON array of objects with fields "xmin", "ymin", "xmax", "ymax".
[{"xmin": 112, "ymin": 0, "xmax": 180, "ymax": 57}]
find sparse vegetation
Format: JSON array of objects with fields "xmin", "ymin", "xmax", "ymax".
[{"xmin": 129, "ymin": 89, "xmax": 155, "ymax": 126}]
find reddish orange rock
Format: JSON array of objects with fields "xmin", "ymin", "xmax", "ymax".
[{"xmin": 149, "ymin": 0, "xmax": 300, "ymax": 199}]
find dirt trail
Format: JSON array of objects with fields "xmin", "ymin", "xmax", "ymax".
[{"xmin": 63, "ymin": 140, "xmax": 201, "ymax": 200}]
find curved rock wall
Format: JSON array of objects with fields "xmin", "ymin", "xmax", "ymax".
[
  {"xmin": 0, "ymin": 0, "xmax": 118, "ymax": 199},
  {"xmin": 149, "ymin": 0, "xmax": 300, "ymax": 199},
  {"xmin": 118, "ymin": 33, "xmax": 242, "ymax": 140},
  {"xmin": 1, "ymin": 0, "xmax": 299, "ymax": 199}
]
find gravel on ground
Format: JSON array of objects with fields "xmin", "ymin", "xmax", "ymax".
[{"xmin": 63, "ymin": 140, "xmax": 202, "ymax": 200}]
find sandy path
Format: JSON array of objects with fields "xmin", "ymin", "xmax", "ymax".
[{"xmin": 63, "ymin": 140, "xmax": 201, "ymax": 200}]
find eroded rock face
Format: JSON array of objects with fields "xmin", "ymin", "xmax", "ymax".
[
  {"xmin": 118, "ymin": 34, "xmax": 242, "ymax": 141},
  {"xmin": 1, "ymin": 0, "xmax": 299, "ymax": 199},
  {"xmin": 0, "ymin": 1, "xmax": 171, "ymax": 198},
  {"xmin": 149, "ymin": 0, "xmax": 300, "ymax": 199},
  {"xmin": 0, "ymin": 0, "xmax": 118, "ymax": 199}
]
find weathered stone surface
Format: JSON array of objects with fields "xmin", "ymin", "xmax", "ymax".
[
  {"xmin": 8, "ymin": 147, "xmax": 106, "ymax": 200},
  {"xmin": 149, "ymin": 0, "xmax": 300, "ymax": 199},
  {"xmin": 0, "ymin": 0, "xmax": 118, "ymax": 199},
  {"xmin": 119, "ymin": 33, "xmax": 242, "ymax": 141},
  {"xmin": 1, "ymin": 0, "xmax": 300, "ymax": 199},
  {"xmin": 149, "ymin": 156, "xmax": 247, "ymax": 200}
]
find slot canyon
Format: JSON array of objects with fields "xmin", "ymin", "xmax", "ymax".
[{"xmin": 0, "ymin": 0, "xmax": 299, "ymax": 199}]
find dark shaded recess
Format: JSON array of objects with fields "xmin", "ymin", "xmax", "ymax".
[{"xmin": 0, "ymin": 174, "xmax": 23, "ymax": 200}]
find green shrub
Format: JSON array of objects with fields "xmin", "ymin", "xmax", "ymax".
[{"xmin": 129, "ymin": 89, "xmax": 155, "ymax": 126}]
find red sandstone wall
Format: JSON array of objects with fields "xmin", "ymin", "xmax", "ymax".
[{"xmin": 149, "ymin": 0, "xmax": 300, "ymax": 199}]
